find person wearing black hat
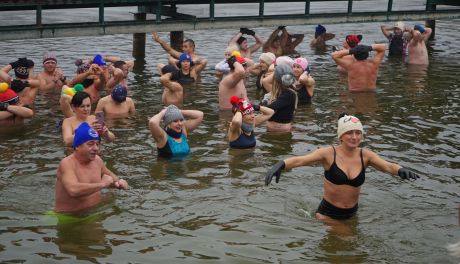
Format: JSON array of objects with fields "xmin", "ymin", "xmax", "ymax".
[
  {"xmin": 228, "ymin": 28, "xmax": 263, "ymax": 60},
  {"xmin": 1, "ymin": 58, "xmax": 41, "ymax": 106},
  {"xmin": 332, "ymin": 43, "xmax": 385, "ymax": 92},
  {"xmin": 95, "ymin": 84, "xmax": 135, "ymax": 117}
]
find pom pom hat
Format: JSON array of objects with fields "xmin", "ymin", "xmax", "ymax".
[
  {"xmin": 230, "ymin": 96, "xmax": 254, "ymax": 116},
  {"xmin": 337, "ymin": 114, "xmax": 364, "ymax": 139}
]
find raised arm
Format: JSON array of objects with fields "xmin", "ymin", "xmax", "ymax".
[
  {"xmin": 332, "ymin": 49, "xmax": 354, "ymax": 70},
  {"xmin": 371, "ymin": 43, "xmax": 386, "ymax": 65},
  {"xmin": 152, "ymin": 32, "xmax": 181, "ymax": 59},
  {"xmin": 254, "ymin": 105, "xmax": 274, "ymax": 126},
  {"xmin": 228, "ymin": 30, "xmax": 243, "ymax": 46},
  {"xmin": 263, "ymin": 28, "xmax": 281, "ymax": 51},
  {"xmin": 183, "ymin": 109, "xmax": 204, "ymax": 133},
  {"xmin": 249, "ymin": 32, "xmax": 264, "ymax": 53},
  {"xmin": 380, "ymin": 25, "xmax": 392, "ymax": 38},
  {"xmin": 148, "ymin": 108, "xmax": 168, "ymax": 146}
]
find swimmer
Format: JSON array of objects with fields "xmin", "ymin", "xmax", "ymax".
[
  {"xmin": 292, "ymin": 57, "xmax": 315, "ymax": 104},
  {"xmin": 0, "ymin": 85, "xmax": 33, "ymax": 125},
  {"xmin": 218, "ymin": 55, "xmax": 247, "ymax": 110},
  {"xmin": 68, "ymin": 61, "xmax": 106, "ymax": 103},
  {"xmin": 55, "ymin": 121, "xmax": 128, "ymax": 214},
  {"xmin": 332, "ymin": 43, "xmax": 385, "ymax": 92},
  {"xmin": 95, "ymin": 84, "xmax": 135, "ymax": 117},
  {"xmin": 247, "ymin": 52, "xmax": 276, "ymax": 94},
  {"xmin": 336, "ymin": 34, "xmax": 362, "ymax": 73},
  {"xmin": 263, "ymin": 26, "xmax": 305, "ymax": 57},
  {"xmin": 104, "ymin": 57, "xmax": 134, "ymax": 92},
  {"xmin": 310, "ymin": 24, "xmax": 335, "ymax": 50},
  {"xmin": 149, "ymin": 105, "xmax": 204, "ymax": 158},
  {"xmin": 1, "ymin": 58, "xmax": 41, "ymax": 106},
  {"xmin": 151, "ymin": 32, "xmax": 208, "ymax": 75},
  {"xmin": 37, "ymin": 51, "xmax": 68, "ymax": 91},
  {"xmin": 263, "ymin": 64, "xmax": 298, "ymax": 132},
  {"xmin": 406, "ymin": 24, "xmax": 432, "ymax": 65},
  {"xmin": 381, "ymin": 21, "xmax": 408, "ymax": 57},
  {"xmin": 62, "ymin": 91, "xmax": 115, "ymax": 147},
  {"xmin": 228, "ymin": 28, "xmax": 263, "ymax": 60},
  {"xmin": 228, "ymin": 96, "xmax": 274, "ymax": 149},
  {"xmin": 265, "ymin": 113, "xmax": 419, "ymax": 222}
]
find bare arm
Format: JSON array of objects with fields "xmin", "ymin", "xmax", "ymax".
[
  {"xmin": 59, "ymin": 157, "xmax": 113, "ymax": 198},
  {"xmin": 300, "ymin": 74, "xmax": 315, "ymax": 97},
  {"xmin": 422, "ymin": 27, "xmax": 432, "ymax": 42},
  {"xmin": 183, "ymin": 109, "xmax": 204, "ymax": 133},
  {"xmin": 94, "ymin": 97, "xmax": 106, "ymax": 113},
  {"xmin": 62, "ymin": 118, "xmax": 75, "ymax": 146},
  {"xmin": 106, "ymin": 66, "xmax": 124, "ymax": 91},
  {"xmin": 2, "ymin": 105, "xmax": 33, "ymax": 118},
  {"xmin": 263, "ymin": 28, "xmax": 281, "ymax": 51},
  {"xmin": 152, "ymin": 32, "xmax": 181, "ymax": 59},
  {"xmin": 254, "ymin": 105, "xmax": 274, "ymax": 126},
  {"xmin": 148, "ymin": 108, "xmax": 168, "ymax": 147},
  {"xmin": 160, "ymin": 73, "xmax": 183, "ymax": 93},
  {"xmin": 380, "ymin": 25, "xmax": 392, "ymax": 38},
  {"xmin": 228, "ymin": 31, "xmax": 243, "ymax": 46},
  {"xmin": 284, "ymin": 147, "xmax": 328, "ymax": 170},
  {"xmin": 128, "ymin": 98, "xmax": 136, "ymax": 114},
  {"xmin": 101, "ymin": 164, "xmax": 128, "ymax": 190},
  {"xmin": 249, "ymin": 33, "xmax": 263, "ymax": 53},
  {"xmin": 371, "ymin": 43, "xmax": 386, "ymax": 65},
  {"xmin": 220, "ymin": 62, "xmax": 245, "ymax": 89},
  {"xmin": 366, "ymin": 149, "xmax": 401, "ymax": 176},
  {"xmin": 332, "ymin": 49, "xmax": 354, "ymax": 70}
]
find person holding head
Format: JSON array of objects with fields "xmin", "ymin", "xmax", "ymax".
[
  {"xmin": 292, "ymin": 57, "xmax": 315, "ymax": 104},
  {"xmin": 215, "ymin": 45, "xmax": 239, "ymax": 79},
  {"xmin": 246, "ymin": 52, "xmax": 276, "ymax": 94},
  {"xmin": 260, "ymin": 56, "xmax": 294, "ymax": 99},
  {"xmin": 68, "ymin": 61, "xmax": 106, "ymax": 103},
  {"xmin": 151, "ymin": 32, "xmax": 208, "ymax": 75},
  {"xmin": 265, "ymin": 113, "xmax": 420, "ymax": 221},
  {"xmin": 228, "ymin": 28, "xmax": 263, "ymax": 60},
  {"xmin": 218, "ymin": 55, "xmax": 247, "ymax": 110},
  {"xmin": 381, "ymin": 21, "xmax": 407, "ymax": 57},
  {"xmin": 1, "ymin": 58, "xmax": 41, "ymax": 106},
  {"xmin": 149, "ymin": 105, "xmax": 204, "ymax": 158},
  {"xmin": 55, "ymin": 122, "xmax": 128, "ymax": 214},
  {"xmin": 332, "ymin": 43, "xmax": 385, "ymax": 92},
  {"xmin": 228, "ymin": 96, "xmax": 274, "ymax": 149},
  {"xmin": 95, "ymin": 84, "xmax": 135, "ymax": 117},
  {"xmin": 0, "ymin": 84, "xmax": 34, "ymax": 124},
  {"xmin": 263, "ymin": 26, "xmax": 305, "ymax": 57},
  {"xmin": 37, "ymin": 51, "xmax": 68, "ymax": 91},
  {"xmin": 62, "ymin": 91, "xmax": 115, "ymax": 147},
  {"xmin": 310, "ymin": 24, "xmax": 335, "ymax": 49},
  {"xmin": 406, "ymin": 24, "xmax": 432, "ymax": 65},
  {"xmin": 262, "ymin": 64, "xmax": 298, "ymax": 132},
  {"xmin": 104, "ymin": 58, "xmax": 135, "ymax": 92},
  {"xmin": 335, "ymin": 34, "xmax": 363, "ymax": 73}
]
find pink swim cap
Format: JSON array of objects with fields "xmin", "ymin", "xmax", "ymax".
[{"xmin": 293, "ymin": 57, "xmax": 308, "ymax": 71}]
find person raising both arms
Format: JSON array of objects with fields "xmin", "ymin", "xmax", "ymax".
[
  {"xmin": 310, "ymin": 24, "xmax": 335, "ymax": 50},
  {"xmin": 149, "ymin": 105, "xmax": 204, "ymax": 159},
  {"xmin": 229, "ymin": 28, "xmax": 263, "ymax": 60},
  {"xmin": 406, "ymin": 24, "xmax": 432, "ymax": 65},
  {"xmin": 151, "ymin": 32, "xmax": 208, "ymax": 76},
  {"xmin": 265, "ymin": 113, "xmax": 419, "ymax": 222},
  {"xmin": 292, "ymin": 57, "xmax": 315, "ymax": 104},
  {"xmin": 332, "ymin": 43, "xmax": 385, "ymax": 92},
  {"xmin": 218, "ymin": 55, "xmax": 247, "ymax": 110}
]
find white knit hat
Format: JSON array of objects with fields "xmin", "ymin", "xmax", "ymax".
[{"xmin": 337, "ymin": 114, "xmax": 364, "ymax": 139}]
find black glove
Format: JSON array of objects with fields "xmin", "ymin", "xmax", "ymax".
[
  {"xmin": 26, "ymin": 59, "xmax": 34, "ymax": 68},
  {"xmin": 240, "ymin": 28, "xmax": 248, "ymax": 34},
  {"xmin": 245, "ymin": 29, "xmax": 255, "ymax": 36},
  {"xmin": 0, "ymin": 102, "xmax": 9, "ymax": 111},
  {"xmin": 227, "ymin": 55, "xmax": 237, "ymax": 66},
  {"xmin": 278, "ymin": 26, "xmax": 286, "ymax": 30},
  {"xmin": 398, "ymin": 167, "xmax": 420, "ymax": 180},
  {"xmin": 253, "ymin": 104, "xmax": 260, "ymax": 111},
  {"xmin": 231, "ymin": 103, "xmax": 240, "ymax": 114},
  {"xmin": 265, "ymin": 160, "xmax": 285, "ymax": 186}
]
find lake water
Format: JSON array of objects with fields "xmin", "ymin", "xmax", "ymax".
[{"xmin": 0, "ymin": 4, "xmax": 459, "ymax": 263}]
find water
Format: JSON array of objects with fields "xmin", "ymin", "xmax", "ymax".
[{"xmin": 0, "ymin": 10, "xmax": 459, "ymax": 264}]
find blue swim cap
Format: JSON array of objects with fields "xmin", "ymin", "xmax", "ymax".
[
  {"xmin": 414, "ymin": 24, "xmax": 425, "ymax": 33},
  {"xmin": 179, "ymin": 53, "xmax": 192, "ymax": 63},
  {"xmin": 315, "ymin": 24, "xmax": 326, "ymax": 38},
  {"xmin": 93, "ymin": 54, "xmax": 106, "ymax": 66},
  {"xmin": 111, "ymin": 84, "xmax": 127, "ymax": 103},
  {"xmin": 73, "ymin": 122, "xmax": 100, "ymax": 149}
]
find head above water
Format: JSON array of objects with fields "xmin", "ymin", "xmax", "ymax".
[
  {"xmin": 111, "ymin": 84, "xmax": 128, "ymax": 103},
  {"xmin": 71, "ymin": 91, "xmax": 91, "ymax": 107},
  {"xmin": 275, "ymin": 64, "xmax": 295, "ymax": 87},
  {"xmin": 337, "ymin": 113, "xmax": 364, "ymax": 140},
  {"xmin": 72, "ymin": 122, "xmax": 101, "ymax": 149},
  {"xmin": 163, "ymin": 105, "xmax": 184, "ymax": 127},
  {"xmin": 315, "ymin": 24, "xmax": 326, "ymax": 38},
  {"xmin": 345, "ymin": 34, "xmax": 363, "ymax": 48}
]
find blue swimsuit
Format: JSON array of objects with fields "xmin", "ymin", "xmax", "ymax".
[{"xmin": 158, "ymin": 134, "xmax": 190, "ymax": 158}]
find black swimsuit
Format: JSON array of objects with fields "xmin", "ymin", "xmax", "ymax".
[{"xmin": 324, "ymin": 146, "xmax": 365, "ymax": 187}]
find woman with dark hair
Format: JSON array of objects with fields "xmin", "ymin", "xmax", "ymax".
[
  {"xmin": 62, "ymin": 91, "xmax": 115, "ymax": 147},
  {"xmin": 265, "ymin": 113, "xmax": 419, "ymax": 222}
]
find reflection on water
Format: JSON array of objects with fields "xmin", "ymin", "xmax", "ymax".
[{"xmin": 0, "ymin": 17, "xmax": 459, "ymax": 263}]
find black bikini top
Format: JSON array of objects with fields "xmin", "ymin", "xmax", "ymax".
[{"xmin": 324, "ymin": 146, "xmax": 365, "ymax": 187}]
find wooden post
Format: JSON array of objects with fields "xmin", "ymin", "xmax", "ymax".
[
  {"xmin": 170, "ymin": 31, "xmax": 184, "ymax": 53},
  {"xmin": 132, "ymin": 12, "xmax": 147, "ymax": 59},
  {"xmin": 425, "ymin": 0, "xmax": 436, "ymax": 40}
]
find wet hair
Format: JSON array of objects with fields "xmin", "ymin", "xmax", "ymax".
[
  {"xmin": 71, "ymin": 91, "xmax": 91, "ymax": 107},
  {"xmin": 184, "ymin": 39, "xmax": 195, "ymax": 48},
  {"xmin": 113, "ymin": 60, "xmax": 126, "ymax": 69}
]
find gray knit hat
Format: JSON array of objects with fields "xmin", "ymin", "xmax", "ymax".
[
  {"xmin": 163, "ymin": 105, "xmax": 184, "ymax": 126},
  {"xmin": 275, "ymin": 64, "xmax": 295, "ymax": 86}
]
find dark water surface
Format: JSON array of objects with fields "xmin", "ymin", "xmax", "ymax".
[{"xmin": 0, "ymin": 11, "xmax": 459, "ymax": 264}]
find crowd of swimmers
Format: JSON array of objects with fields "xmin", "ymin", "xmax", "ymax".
[{"xmin": 0, "ymin": 22, "xmax": 430, "ymax": 226}]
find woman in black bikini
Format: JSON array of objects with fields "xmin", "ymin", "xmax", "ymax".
[{"xmin": 265, "ymin": 113, "xmax": 419, "ymax": 221}]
